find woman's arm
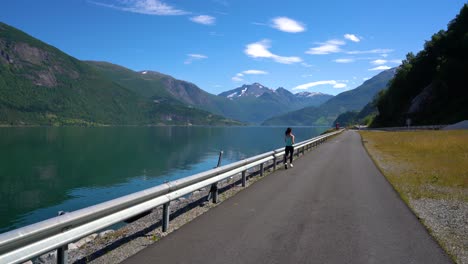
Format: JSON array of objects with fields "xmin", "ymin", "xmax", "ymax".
[{"xmin": 292, "ymin": 134, "xmax": 295, "ymax": 144}]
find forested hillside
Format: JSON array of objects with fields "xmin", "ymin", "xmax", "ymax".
[
  {"xmin": 373, "ymin": 4, "xmax": 468, "ymax": 126},
  {"xmin": 0, "ymin": 22, "xmax": 240, "ymax": 126}
]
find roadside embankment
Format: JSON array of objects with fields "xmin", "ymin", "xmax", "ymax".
[{"xmin": 360, "ymin": 130, "xmax": 468, "ymax": 264}]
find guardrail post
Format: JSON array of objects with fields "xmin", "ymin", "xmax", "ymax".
[
  {"xmin": 242, "ymin": 170, "xmax": 247, "ymax": 187},
  {"xmin": 162, "ymin": 202, "xmax": 170, "ymax": 232},
  {"xmin": 207, "ymin": 183, "xmax": 219, "ymax": 203},
  {"xmin": 260, "ymin": 163, "xmax": 264, "ymax": 176},
  {"xmin": 207, "ymin": 151, "xmax": 223, "ymax": 204},
  {"xmin": 57, "ymin": 211, "xmax": 68, "ymax": 264},
  {"xmin": 57, "ymin": 244, "xmax": 68, "ymax": 264},
  {"xmin": 273, "ymin": 154, "xmax": 277, "ymax": 171}
]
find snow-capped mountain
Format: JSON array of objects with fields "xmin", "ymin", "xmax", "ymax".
[
  {"xmin": 218, "ymin": 83, "xmax": 275, "ymax": 99},
  {"xmin": 216, "ymin": 83, "xmax": 333, "ymax": 122},
  {"xmin": 218, "ymin": 83, "xmax": 333, "ymax": 104}
]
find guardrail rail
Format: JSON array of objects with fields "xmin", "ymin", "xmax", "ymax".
[{"xmin": 0, "ymin": 129, "xmax": 344, "ymax": 264}]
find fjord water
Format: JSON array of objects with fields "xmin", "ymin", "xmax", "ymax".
[{"xmin": 0, "ymin": 126, "xmax": 327, "ymax": 232}]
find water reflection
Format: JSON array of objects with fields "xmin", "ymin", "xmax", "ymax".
[{"xmin": 0, "ymin": 126, "xmax": 326, "ymax": 232}]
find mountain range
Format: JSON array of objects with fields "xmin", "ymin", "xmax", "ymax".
[
  {"xmin": 219, "ymin": 82, "xmax": 331, "ymax": 106},
  {"xmin": 87, "ymin": 62, "xmax": 333, "ymax": 124},
  {"xmin": 262, "ymin": 68, "xmax": 396, "ymax": 126},
  {"xmin": 0, "ymin": 21, "xmax": 398, "ymax": 127},
  {"xmin": 216, "ymin": 83, "xmax": 332, "ymax": 123},
  {"xmin": 0, "ymin": 22, "xmax": 239, "ymax": 126}
]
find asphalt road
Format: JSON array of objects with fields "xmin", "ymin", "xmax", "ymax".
[{"xmin": 123, "ymin": 131, "xmax": 452, "ymax": 264}]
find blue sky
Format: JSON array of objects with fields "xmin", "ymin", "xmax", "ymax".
[{"xmin": 1, "ymin": 0, "xmax": 466, "ymax": 95}]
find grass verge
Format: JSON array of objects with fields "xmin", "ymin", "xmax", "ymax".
[{"xmin": 360, "ymin": 130, "xmax": 467, "ymax": 263}]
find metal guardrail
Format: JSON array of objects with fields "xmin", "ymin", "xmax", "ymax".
[{"xmin": 0, "ymin": 129, "xmax": 344, "ymax": 264}]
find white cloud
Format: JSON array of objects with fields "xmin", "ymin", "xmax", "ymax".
[
  {"xmin": 245, "ymin": 40, "xmax": 275, "ymax": 58},
  {"xmin": 190, "ymin": 15, "xmax": 216, "ymax": 25},
  {"xmin": 369, "ymin": 65, "xmax": 391, "ymax": 71},
  {"xmin": 390, "ymin": 59, "xmax": 402, "ymax": 64},
  {"xmin": 245, "ymin": 40, "xmax": 302, "ymax": 64},
  {"xmin": 301, "ymin": 62, "xmax": 313, "ymax": 67},
  {"xmin": 273, "ymin": 56, "xmax": 302, "ymax": 64},
  {"xmin": 371, "ymin": 59, "xmax": 387, "ymax": 65},
  {"xmin": 333, "ymin": 83, "xmax": 347, "ymax": 88},
  {"xmin": 232, "ymin": 70, "xmax": 268, "ymax": 82},
  {"xmin": 271, "ymin": 17, "xmax": 306, "ymax": 33},
  {"xmin": 90, "ymin": 0, "xmax": 188, "ymax": 15},
  {"xmin": 232, "ymin": 76, "xmax": 243, "ymax": 82},
  {"xmin": 184, "ymin": 54, "xmax": 207, "ymax": 64},
  {"xmin": 363, "ymin": 77, "xmax": 370, "ymax": 81},
  {"xmin": 347, "ymin": 49, "xmax": 393, "ymax": 54},
  {"xmin": 232, "ymin": 73, "xmax": 244, "ymax": 81},
  {"xmin": 293, "ymin": 80, "xmax": 346, "ymax": 90},
  {"xmin": 344, "ymin": 34, "xmax": 360, "ymax": 42},
  {"xmin": 306, "ymin": 40, "xmax": 345, "ymax": 55},
  {"xmin": 242, "ymin": 70, "xmax": 268, "ymax": 75},
  {"xmin": 381, "ymin": 54, "xmax": 389, "ymax": 58},
  {"xmin": 188, "ymin": 54, "xmax": 207, "ymax": 59},
  {"xmin": 334, "ymin": 58, "xmax": 354, "ymax": 63}
]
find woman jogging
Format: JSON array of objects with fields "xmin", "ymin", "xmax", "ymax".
[{"xmin": 284, "ymin": 127, "xmax": 295, "ymax": 169}]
